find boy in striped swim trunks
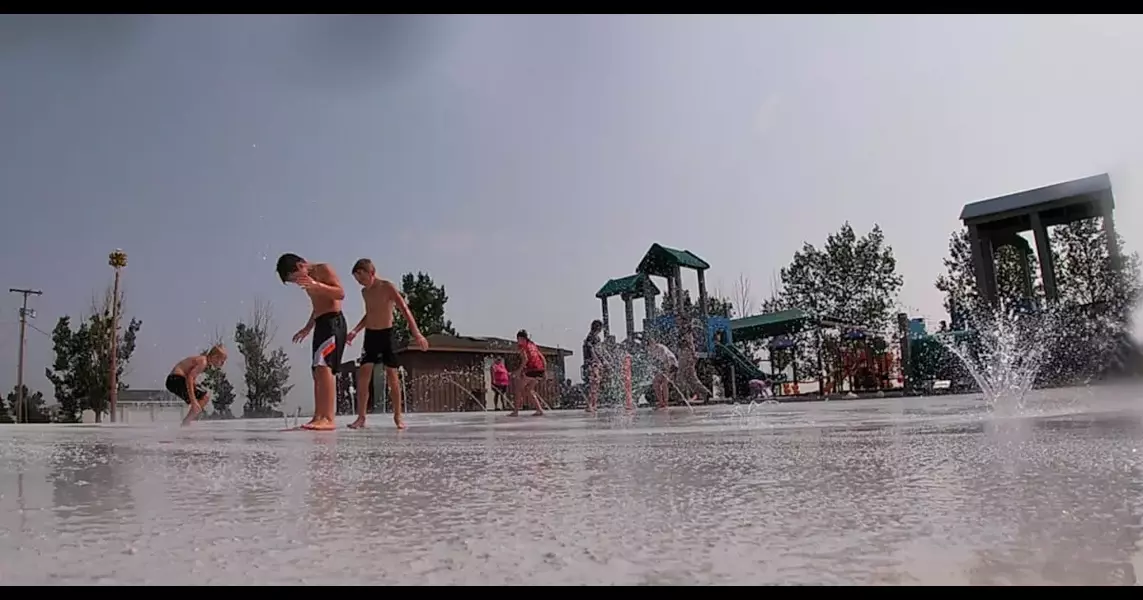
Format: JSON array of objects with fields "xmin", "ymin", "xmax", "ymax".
[{"xmin": 276, "ymin": 253, "xmax": 347, "ymax": 431}]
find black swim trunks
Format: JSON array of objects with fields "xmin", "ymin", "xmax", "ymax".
[
  {"xmin": 360, "ymin": 327, "xmax": 399, "ymax": 368},
  {"xmin": 525, "ymin": 369, "xmax": 545, "ymax": 379},
  {"xmin": 165, "ymin": 374, "xmax": 207, "ymax": 404},
  {"xmin": 311, "ymin": 311, "xmax": 347, "ymax": 371}
]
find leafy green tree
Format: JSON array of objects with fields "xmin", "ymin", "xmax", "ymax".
[
  {"xmin": 771, "ymin": 222, "xmax": 903, "ymax": 385},
  {"xmin": 5, "ymin": 385, "xmax": 48, "ymax": 423},
  {"xmin": 394, "ymin": 272, "xmax": 457, "ymax": 345},
  {"xmin": 44, "ymin": 288, "xmax": 141, "ymax": 423},
  {"xmin": 1051, "ymin": 217, "xmax": 1141, "ymax": 316},
  {"xmin": 780, "ymin": 222, "xmax": 903, "ymax": 331},
  {"xmin": 0, "ymin": 395, "xmax": 11, "ymax": 423},
  {"xmin": 705, "ymin": 295, "xmax": 733, "ymax": 318},
  {"xmin": 235, "ymin": 300, "xmax": 292, "ymax": 418}
]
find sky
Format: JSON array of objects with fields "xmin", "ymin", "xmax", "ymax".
[{"xmin": 3, "ymin": 14, "xmax": 1143, "ymax": 416}]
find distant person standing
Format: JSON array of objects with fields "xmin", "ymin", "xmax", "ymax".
[
  {"xmin": 582, "ymin": 319, "xmax": 604, "ymax": 413},
  {"xmin": 677, "ymin": 320, "xmax": 710, "ymax": 403},
  {"xmin": 646, "ymin": 332, "xmax": 679, "ymax": 409},
  {"xmin": 490, "ymin": 357, "xmax": 510, "ymax": 410}
]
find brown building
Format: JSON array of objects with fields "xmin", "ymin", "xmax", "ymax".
[{"xmin": 393, "ymin": 334, "xmax": 572, "ymax": 413}]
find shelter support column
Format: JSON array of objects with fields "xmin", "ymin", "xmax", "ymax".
[
  {"xmin": 674, "ymin": 268, "xmax": 684, "ymax": 315},
  {"xmin": 600, "ymin": 298, "xmax": 610, "ymax": 335},
  {"xmin": 1030, "ymin": 212, "xmax": 1059, "ymax": 302},
  {"xmin": 1018, "ymin": 247, "xmax": 1034, "ymax": 298},
  {"xmin": 624, "ymin": 296, "xmax": 636, "ymax": 340},
  {"xmin": 697, "ymin": 269, "xmax": 709, "ymax": 318},
  {"xmin": 897, "ymin": 312, "xmax": 911, "ymax": 393},
  {"xmin": 1101, "ymin": 198, "xmax": 1121, "ymax": 268},
  {"xmin": 968, "ymin": 225, "xmax": 998, "ymax": 306}
]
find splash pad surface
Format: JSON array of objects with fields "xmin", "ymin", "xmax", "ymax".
[{"xmin": 2, "ymin": 386, "xmax": 1142, "ymax": 585}]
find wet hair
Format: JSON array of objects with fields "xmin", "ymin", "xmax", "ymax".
[
  {"xmin": 207, "ymin": 345, "xmax": 227, "ymax": 359},
  {"xmin": 516, "ymin": 329, "xmax": 530, "ymax": 340},
  {"xmin": 590, "ymin": 319, "xmax": 603, "ymax": 334},
  {"xmin": 352, "ymin": 258, "xmax": 375, "ymax": 275},
  {"xmin": 276, "ymin": 253, "xmax": 305, "ymax": 283}
]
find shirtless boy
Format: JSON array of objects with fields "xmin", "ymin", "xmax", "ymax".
[
  {"xmin": 346, "ymin": 259, "xmax": 429, "ymax": 430},
  {"xmin": 276, "ymin": 253, "xmax": 347, "ymax": 431},
  {"xmin": 166, "ymin": 345, "xmax": 227, "ymax": 426}
]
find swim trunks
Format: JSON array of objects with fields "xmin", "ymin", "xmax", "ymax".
[
  {"xmin": 525, "ymin": 369, "xmax": 546, "ymax": 379},
  {"xmin": 312, "ymin": 311, "xmax": 347, "ymax": 371},
  {"xmin": 165, "ymin": 374, "xmax": 207, "ymax": 404},
  {"xmin": 360, "ymin": 327, "xmax": 399, "ymax": 368}
]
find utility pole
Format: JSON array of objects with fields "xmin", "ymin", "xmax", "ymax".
[{"xmin": 9, "ymin": 288, "xmax": 42, "ymax": 424}]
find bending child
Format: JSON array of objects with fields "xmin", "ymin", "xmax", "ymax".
[{"xmin": 166, "ymin": 345, "xmax": 227, "ymax": 426}]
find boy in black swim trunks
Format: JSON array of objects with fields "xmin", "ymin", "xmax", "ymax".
[
  {"xmin": 346, "ymin": 258, "xmax": 429, "ymax": 430},
  {"xmin": 166, "ymin": 345, "xmax": 227, "ymax": 426},
  {"xmin": 277, "ymin": 253, "xmax": 347, "ymax": 431}
]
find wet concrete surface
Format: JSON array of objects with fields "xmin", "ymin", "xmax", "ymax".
[{"xmin": 1, "ymin": 387, "xmax": 1142, "ymax": 585}]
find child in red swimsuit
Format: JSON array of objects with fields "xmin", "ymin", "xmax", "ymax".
[{"xmin": 509, "ymin": 329, "xmax": 546, "ymax": 417}]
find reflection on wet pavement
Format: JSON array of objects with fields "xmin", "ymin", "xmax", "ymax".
[{"xmin": 1, "ymin": 386, "xmax": 1141, "ymax": 585}]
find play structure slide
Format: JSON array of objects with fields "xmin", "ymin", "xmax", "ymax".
[{"xmin": 716, "ymin": 343, "xmax": 767, "ymax": 382}]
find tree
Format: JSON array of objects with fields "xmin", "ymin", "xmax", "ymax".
[
  {"xmin": 732, "ymin": 273, "xmax": 755, "ymax": 318},
  {"xmin": 1049, "ymin": 218, "xmax": 1142, "ymax": 379},
  {"xmin": 706, "ymin": 294, "xmax": 733, "ymax": 318},
  {"xmin": 45, "ymin": 315, "xmax": 89, "ymax": 423},
  {"xmin": 44, "ymin": 288, "xmax": 142, "ymax": 424},
  {"xmin": 235, "ymin": 300, "xmax": 292, "ymax": 418},
  {"xmin": 0, "ymin": 394, "xmax": 11, "ymax": 423},
  {"xmin": 1051, "ymin": 217, "xmax": 1141, "ymax": 315},
  {"xmin": 84, "ymin": 288, "xmax": 142, "ymax": 422},
  {"xmin": 394, "ymin": 272, "xmax": 457, "ymax": 346},
  {"xmin": 934, "ymin": 228, "xmax": 1040, "ymax": 326},
  {"xmin": 202, "ymin": 332, "xmax": 237, "ymax": 419},
  {"xmin": 5, "ymin": 385, "xmax": 48, "ymax": 423},
  {"xmin": 780, "ymin": 222, "xmax": 903, "ymax": 331},
  {"xmin": 772, "ymin": 223, "xmax": 903, "ymax": 386}
]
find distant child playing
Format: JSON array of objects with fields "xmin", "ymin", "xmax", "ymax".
[
  {"xmin": 509, "ymin": 329, "xmax": 546, "ymax": 417},
  {"xmin": 346, "ymin": 258, "xmax": 429, "ymax": 430},
  {"xmin": 166, "ymin": 345, "xmax": 227, "ymax": 426},
  {"xmin": 491, "ymin": 357, "xmax": 510, "ymax": 410}
]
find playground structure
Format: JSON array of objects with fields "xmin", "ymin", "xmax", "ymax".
[
  {"xmin": 595, "ymin": 244, "xmax": 806, "ymax": 400},
  {"xmin": 594, "ymin": 244, "xmax": 909, "ymax": 401}
]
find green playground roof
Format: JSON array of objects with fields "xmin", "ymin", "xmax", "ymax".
[
  {"xmin": 595, "ymin": 273, "xmax": 660, "ymax": 299},
  {"xmin": 636, "ymin": 243, "xmax": 710, "ymax": 277},
  {"xmin": 729, "ymin": 309, "xmax": 865, "ymax": 342},
  {"xmin": 730, "ymin": 309, "xmax": 815, "ymax": 340}
]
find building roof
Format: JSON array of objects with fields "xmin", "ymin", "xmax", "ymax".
[
  {"xmin": 396, "ymin": 334, "xmax": 573, "ymax": 356},
  {"xmin": 636, "ymin": 243, "xmax": 710, "ymax": 277},
  {"xmin": 117, "ymin": 389, "xmax": 183, "ymax": 404},
  {"xmin": 959, "ymin": 173, "xmax": 1113, "ymax": 225},
  {"xmin": 595, "ymin": 273, "xmax": 660, "ymax": 299}
]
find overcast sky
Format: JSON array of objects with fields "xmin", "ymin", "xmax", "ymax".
[{"xmin": 3, "ymin": 14, "xmax": 1143, "ymax": 415}]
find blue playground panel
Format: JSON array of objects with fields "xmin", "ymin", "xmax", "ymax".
[{"xmin": 647, "ymin": 314, "xmax": 733, "ymax": 354}]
